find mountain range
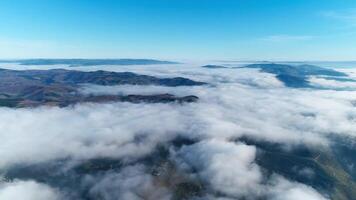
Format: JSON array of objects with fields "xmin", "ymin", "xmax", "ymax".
[{"xmin": 0, "ymin": 68, "xmax": 204, "ymax": 107}]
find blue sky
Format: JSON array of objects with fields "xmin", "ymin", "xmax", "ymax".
[{"xmin": 0, "ymin": 0, "xmax": 356, "ymax": 60}]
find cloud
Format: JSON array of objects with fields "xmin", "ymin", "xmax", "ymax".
[
  {"xmin": 174, "ymin": 139, "xmax": 262, "ymax": 198},
  {"xmin": 267, "ymin": 175, "xmax": 329, "ymax": 200},
  {"xmin": 88, "ymin": 165, "xmax": 172, "ymax": 200},
  {"xmin": 1, "ymin": 66, "xmax": 355, "ymax": 169},
  {"xmin": 309, "ymin": 76, "xmax": 356, "ymax": 90},
  {"xmin": 0, "ymin": 180, "xmax": 61, "ymax": 200},
  {"xmin": 78, "ymin": 84, "xmax": 198, "ymax": 96},
  {"xmin": 0, "ymin": 63, "xmax": 353, "ymax": 199},
  {"xmin": 172, "ymin": 140, "xmax": 329, "ymax": 199},
  {"xmin": 321, "ymin": 9, "xmax": 356, "ymax": 26},
  {"xmin": 0, "ymin": 103, "xmax": 189, "ymax": 168}
]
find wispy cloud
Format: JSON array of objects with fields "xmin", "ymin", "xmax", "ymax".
[
  {"xmin": 261, "ymin": 35, "xmax": 314, "ymax": 42},
  {"xmin": 321, "ymin": 9, "xmax": 356, "ymax": 26}
]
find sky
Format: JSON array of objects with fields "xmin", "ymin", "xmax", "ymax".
[{"xmin": 0, "ymin": 0, "xmax": 356, "ymax": 61}]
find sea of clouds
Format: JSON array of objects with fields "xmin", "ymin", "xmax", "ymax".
[{"xmin": 0, "ymin": 62, "xmax": 355, "ymax": 200}]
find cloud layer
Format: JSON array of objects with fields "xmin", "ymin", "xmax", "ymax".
[
  {"xmin": 0, "ymin": 180, "xmax": 61, "ymax": 200},
  {"xmin": 1, "ymin": 63, "xmax": 355, "ymax": 199}
]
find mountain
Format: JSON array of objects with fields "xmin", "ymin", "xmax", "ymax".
[
  {"xmin": 244, "ymin": 63, "xmax": 347, "ymax": 88},
  {"xmin": 0, "ymin": 68, "xmax": 205, "ymax": 107},
  {"xmin": 201, "ymin": 65, "xmax": 228, "ymax": 69},
  {"xmin": 239, "ymin": 136, "xmax": 356, "ymax": 200},
  {"xmin": 0, "ymin": 59, "xmax": 178, "ymax": 66}
]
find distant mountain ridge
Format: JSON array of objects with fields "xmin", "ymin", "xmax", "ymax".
[
  {"xmin": 201, "ymin": 65, "xmax": 228, "ymax": 69},
  {"xmin": 0, "ymin": 58, "xmax": 178, "ymax": 66},
  {"xmin": 0, "ymin": 68, "xmax": 205, "ymax": 107},
  {"xmin": 244, "ymin": 63, "xmax": 348, "ymax": 88}
]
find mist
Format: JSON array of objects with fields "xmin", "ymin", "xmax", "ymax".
[{"xmin": 0, "ymin": 62, "xmax": 355, "ymax": 199}]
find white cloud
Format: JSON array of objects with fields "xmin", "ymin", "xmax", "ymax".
[
  {"xmin": 175, "ymin": 139, "xmax": 262, "ymax": 198},
  {"xmin": 309, "ymin": 76, "xmax": 356, "ymax": 90},
  {"xmin": 267, "ymin": 175, "xmax": 329, "ymax": 200},
  {"xmin": 88, "ymin": 165, "xmax": 172, "ymax": 200},
  {"xmin": 0, "ymin": 180, "xmax": 61, "ymax": 200},
  {"xmin": 78, "ymin": 84, "xmax": 198, "ymax": 96},
  {"xmin": 321, "ymin": 9, "xmax": 356, "ymax": 26},
  {"xmin": 0, "ymin": 103, "xmax": 189, "ymax": 168},
  {"xmin": 0, "ymin": 63, "xmax": 353, "ymax": 199},
  {"xmin": 1, "ymin": 66, "xmax": 355, "ymax": 169},
  {"xmin": 173, "ymin": 140, "xmax": 329, "ymax": 199}
]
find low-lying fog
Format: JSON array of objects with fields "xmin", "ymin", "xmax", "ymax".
[{"xmin": 0, "ymin": 61, "xmax": 355, "ymax": 200}]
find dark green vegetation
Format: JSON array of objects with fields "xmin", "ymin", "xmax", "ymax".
[
  {"xmin": 244, "ymin": 63, "xmax": 348, "ymax": 88},
  {"xmin": 201, "ymin": 65, "xmax": 228, "ymax": 69},
  {"xmin": 0, "ymin": 59, "xmax": 178, "ymax": 66},
  {"xmin": 0, "ymin": 68, "xmax": 205, "ymax": 107},
  {"xmin": 1, "ymin": 137, "xmax": 205, "ymax": 200},
  {"xmin": 3, "ymin": 135, "xmax": 355, "ymax": 200},
  {"xmin": 240, "ymin": 136, "xmax": 356, "ymax": 200}
]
